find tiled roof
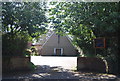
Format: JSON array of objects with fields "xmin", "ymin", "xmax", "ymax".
[{"xmin": 36, "ymin": 30, "xmax": 54, "ymax": 45}]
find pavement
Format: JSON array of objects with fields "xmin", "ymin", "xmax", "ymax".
[
  {"xmin": 31, "ymin": 56, "xmax": 77, "ymax": 70},
  {"xmin": 2, "ymin": 56, "xmax": 119, "ymax": 81}
]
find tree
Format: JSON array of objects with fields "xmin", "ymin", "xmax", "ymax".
[
  {"xmin": 49, "ymin": 2, "xmax": 120, "ymax": 73},
  {"xmin": 2, "ymin": 2, "xmax": 47, "ymax": 37},
  {"xmin": 2, "ymin": 2, "xmax": 47, "ymax": 57},
  {"xmin": 49, "ymin": 2, "xmax": 119, "ymax": 53}
]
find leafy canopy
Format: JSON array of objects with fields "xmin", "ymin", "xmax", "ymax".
[
  {"xmin": 49, "ymin": 2, "xmax": 120, "ymax": 55},
  {"xmin": 2, "ymin": 2, "xmax": 47, "ymax": 38},
  {"xmin": 2, "ymin": 2, "xmax": 48, "ymax": 57}
]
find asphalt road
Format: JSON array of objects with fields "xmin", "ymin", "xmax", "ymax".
[
  {"xmin": 2, "ymin": 56, "xmax": 118, "ymax": 81},
  {"xmin": 31, "ymin": 56, "xmax": 77, "ymax": 70}
]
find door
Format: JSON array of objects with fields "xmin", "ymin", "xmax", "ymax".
[
  {"xmin": 56, "ymin": 49, "xmax": 61, "ymax": 55},
  {"xmin": 54, "ymin": 48, "xmax": 63, "ymax": 56}
]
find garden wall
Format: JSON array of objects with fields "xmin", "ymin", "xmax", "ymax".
[
  {"xmin": 10, "ymin": 57, "xmax": 30, "ymax": 70},
  {"xmin": 77, "ymin": 57, "xmax": 107, "ymax": 73},
  {"xmin": 3, "ymin": 57, "xmax": 31, "ymax": 72}
]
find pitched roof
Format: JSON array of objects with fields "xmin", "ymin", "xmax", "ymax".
[
  {"xmin": 34, "ymin": 30, "xmax": 53, "ymax": 45},
  {"xmin": 34, "ymin": 30, "xmax": 76, "ymax": 49}
]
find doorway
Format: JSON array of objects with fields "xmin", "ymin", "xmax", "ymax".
[
  {"xmin": 54, "ymin": 48, "xmax": 63, "ymax": 55},
  {"xmin": 56, "ymin": 49, "xmax": 61, "ymax": 55}
]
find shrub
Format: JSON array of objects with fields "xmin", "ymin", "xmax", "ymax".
[{"xmin": 2, "ymin": 33, "xmax": 28, "ymax": 57}]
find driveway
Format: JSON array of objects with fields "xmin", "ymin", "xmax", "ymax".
[
  {"xmin": 31, "ymin": 56, "xmax": 77, "ymax": 70},
  {"xmin": 2, "ymin": 56, "xmax": 118, "ymax": 81}
]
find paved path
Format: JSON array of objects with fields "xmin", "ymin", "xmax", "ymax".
[
  {"xmin": 31, "ymin": 56, "xmax": 77, "ymax": 70},
  {"xmin": 2, "ymin": 56, "xmax": 119, "ymax": 81}
]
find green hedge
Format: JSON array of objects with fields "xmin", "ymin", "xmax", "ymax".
[{"xmin": 2, "ymin": 33, "xmax": 28, "ymax": 57}]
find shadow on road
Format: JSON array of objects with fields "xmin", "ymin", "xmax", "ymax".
[{"xmin": 2, "ymin": 65, "xmax": 118, "ymax": 81}]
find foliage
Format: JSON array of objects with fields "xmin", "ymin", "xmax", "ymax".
[
  {"xmin": 24, "ymin": 49, "xmax": 31, "ymax": 57},
  {"xmin": 49, "ymin": 2, "xmax": 120, "ymax": 73},
  {"xmin": 49, "ymin": 2, "xmax": 120, "ymax": 56},
  {"xmin": 2, "ymin": 2, "xmax": 47, "ymax": 57},
  {"xmin": 2, "ymin": 33, "xmax": 28, "ymax": 57},
  {"xmin": 2, "ymin": 2, "xmax": 47, "ymax": 38},
  {"xmin": 30, "ymin": 46, "xmax": 39, "ymax": 56},
  {"xmin": 28, "ymin": 62, "xmax": 36, "ymax": 70}
]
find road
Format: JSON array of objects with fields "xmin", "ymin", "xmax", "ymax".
[
  {"xmin": 2, "ymin": 56, "xmax": 118, "ymax": 81},
  {"xmin": 31, "ymin": 56, "xmax": 77, "ymax": 70}
]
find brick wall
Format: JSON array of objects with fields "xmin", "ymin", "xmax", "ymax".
[
  {"xmin": 77, "ymin": 57, "xmax": 107, "ymax": 73},
  {"xmin": 10, "ymin": 57, "xmax": 30, "ymax": 70},
  {"xmin": 3, "ymin": 57, "xmax": 31, "ymax": 73}
]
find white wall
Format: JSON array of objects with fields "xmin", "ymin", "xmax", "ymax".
[{"xmin": 41, "ymin": 33, "xmax": 77, "ymax": 56}]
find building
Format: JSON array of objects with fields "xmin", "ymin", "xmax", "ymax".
[{"xmin": 40, "ymin": 32, "xmax": 78, "ymax": 56}]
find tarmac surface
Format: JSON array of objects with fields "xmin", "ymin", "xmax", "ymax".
[
  {"xmin": 2, "ymin": 56, "xmax": 119, "ymax": 81},
  {"xmin": 31, "ymin": 56, "xmax": 77, "ymax": 70}
]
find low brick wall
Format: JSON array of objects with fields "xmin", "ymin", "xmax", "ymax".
[
  {"xmin": 77, "ymin": 57, "xmax": 107, "ymax": 73},
  {"xmin": 3, "ymin": 57, "xmax": 31, "ymax": 72},
  {"xmin": 10, "ymin": 57, "xmax": 31, "ymax": 70}
]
